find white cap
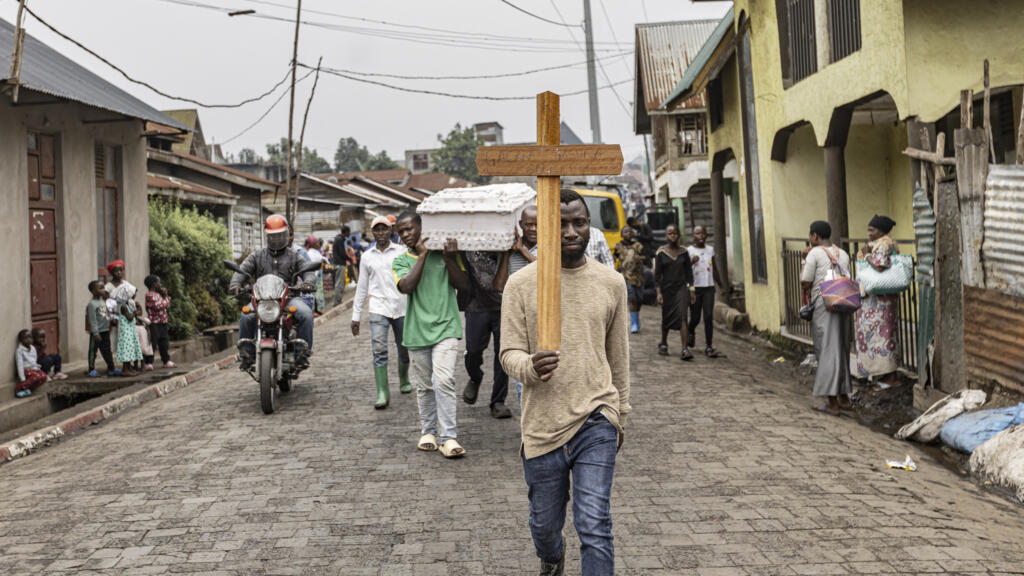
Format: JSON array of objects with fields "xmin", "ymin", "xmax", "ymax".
[{"xmin": 371, "ymin": 215, "xmax": 392, "ymax": 229}]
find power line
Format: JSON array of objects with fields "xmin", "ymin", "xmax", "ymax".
[
  {"xmin": 596, "ymin": 0, "xmax": 635, "ymax": 79},
  {"xmin": 323, "ymin": 51, "xmax": 632, "ymax": 81},
  {"xmin": 498, "ymin": 0, "xmax": 581, "ymax": 28},
  {"xmin": 239, "ymin": 0, "xmax": 600, "ymax": 44},
  {"xmin": 546, "ymin": 0, "xmax": 632, "ymax": 119},
  {"xmin": 21, "ymin": 4, "xmax": 292, "ymax": 109},
  {"xmin": 302, "ymin": 63, "xmax": 631, "ymax": 101},
  {"xmin": 150, "ymin": 0, "xmax": 629, "ymax": 53},
  {"xmin": 221, "ymin": 68, "xmax": 316, "ymax": 144}
]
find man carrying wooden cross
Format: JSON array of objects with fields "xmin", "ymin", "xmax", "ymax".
[{"xmin": 485, "ymin": 93, "xmax": 630, "ymax": 576}]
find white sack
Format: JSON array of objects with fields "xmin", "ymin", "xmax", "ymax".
[
  {"xmin": 895, "ymin": 389, "xmax": 987, "ymax": 443},
  {"xmin": 970, "ymin": 424, "xmax": 1024, "ymax": 502}
]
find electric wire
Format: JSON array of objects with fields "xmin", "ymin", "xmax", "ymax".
[
  {"xmin": 596, "ymin": 0, "xmax": 635, "ymax": 79},
  {"xmin": 150, "ymin": 0, "xmax": 629, "ymax": 53},
  {"xmin": 221, "ymin": 68, "xmax": 316, "ymax": 144},
  {"xmin": 497, "ymin": 0, "xmax": 580, "ymax": 28},
  {"xmin": 21, "ymin": 4, "xmax": 293, "ymax": 109},
  {"xmin": 302, "ymin": 63, "xmax": 631, "ymax": 101},
  {"xmin": 321, "ymin": 50, "xmax": 632, "ymax": 81}
]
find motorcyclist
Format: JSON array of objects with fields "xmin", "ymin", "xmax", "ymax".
[{"xmin": 229, "ymin": 214, "xmax": 316, "ymax": 371}]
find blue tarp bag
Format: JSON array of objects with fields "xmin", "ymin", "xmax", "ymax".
[{"xmin": 940, "ymin": 403, "xmax": 1024, "ymax": 454}]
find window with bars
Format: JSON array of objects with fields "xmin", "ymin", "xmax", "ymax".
[
  {"xmin": 829, "ymin": 0, "xmax": 861, "ymax": 63},
  {"xmin": 95, "ymin": 143, "xmax": 121, "ymax": 276},
  {"xmin": 676, "ymin": 114, "xmax": 707, "ymax": 157},
  {"xmin": 413, "ymin": 154, "xmax": 429, "ymax": 171},
  {"xmin": 786, "ymin": 0, "xmax": 817, "ymax": 84}
]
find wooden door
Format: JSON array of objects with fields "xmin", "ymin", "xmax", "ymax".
[{"xmin": 28, "ymin": 133, "xmax": 61, "ymax": 356}]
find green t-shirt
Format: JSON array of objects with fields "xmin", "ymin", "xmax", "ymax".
[{"xmin": 392, "ymin": 250, "xmax": 464, "ymax": 349}]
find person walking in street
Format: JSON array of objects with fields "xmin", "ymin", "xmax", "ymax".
[
  {"xmin": 585, "ymin": 226, "xmax": 615, "ymax": 268},
  {"xmin": 494, "ymin": 205, "xmax": 538, "ymax": 293},
  {"xmin": 501, "ymin": 189, "xmax": 631, "ymax": 576},
  {"xmin": 686, "ymin": 226, "xmax": 721, "ymax": 357},
  {"xmin": 332, "ymin": 225, "xmax": 354, "ymax": 304},
  {"xmin": 855, "ymin": 215, "xmax": 901, "ymax": 385},
  {"xmin": 462, "ymin": 250, "xmax": 512, "ymax": 419},
  {"xmin": 393, "ymin": 211, "xmax": 470, "ymax": 459},
  {"xmin": 801, "ymin": 220, "xmax": 853, "ymax": 416},
  {"xmin": 627, "ymin": 215, "xmax": 656, "ymax": 259},
  {"xmin": 351, "ymin": 216, "xmax": 411, "ymax": 410},
  {"xmin": 655, "ymin": 224, "xmax": 697, "ymax": 361},
  {"xmin": 614, "ymin": 226, "xmax": 646, "ymax": 334}
]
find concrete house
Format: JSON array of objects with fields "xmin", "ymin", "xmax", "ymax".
[
  {"xmin": 1, "ymin": 18, "xmax": 185, "ymax": 398},
  {"xmin": 664, "ymin": 0, "xmax": 1024, "ymax": 365}
]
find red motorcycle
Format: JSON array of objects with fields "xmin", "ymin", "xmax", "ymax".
[{"xmin": 225, "ymin": 259, "xmax": 318, "ymax": 414}]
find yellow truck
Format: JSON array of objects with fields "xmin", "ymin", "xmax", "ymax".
[{"xmin": 570, "ymin": 187, "xmax": 627, "ymax": 250}]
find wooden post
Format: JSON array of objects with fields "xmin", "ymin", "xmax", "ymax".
[
  {"xmin": 284, "ymin": 0, "xmax": 302, "ymax": 226},
  {"xmin": 476, "ymin": 91, "xmax": 623, "ymax": 351},
  {"xmin": 5, "ymin": 0, "xmax": 27, "ymax": 102},
  {"xmin": 960, "ymin": 90, "xmax": 974, "ymax": 130},
  {"xmin": 292, "ymin": 56, "xmax": 323, "ymax": 228},
  {"xmin": 536, "ymin": 92, "xmax": 562, "ymax": 350},
  {"xmin": 984, "ymin": 60, "xmax": 995, "ymax": 163}
]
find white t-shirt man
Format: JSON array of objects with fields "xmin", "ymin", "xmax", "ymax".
[{"xmin": 687, "ymin": 245, "xmax": 715, "ymax": 288}]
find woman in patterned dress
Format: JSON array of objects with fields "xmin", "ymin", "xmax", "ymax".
[{"xmin": 855, "ymin": 215, "xmax": 900, "ymax": 384}]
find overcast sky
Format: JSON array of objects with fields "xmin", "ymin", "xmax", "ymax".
[{"xmin": 3, "ymin": 0, "xmax": 730, "ymax": 166}]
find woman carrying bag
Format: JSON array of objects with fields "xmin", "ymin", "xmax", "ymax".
[
  {"xmin": 854, "ymin": 215, "xmax": 906, "ymax": 385},
  {"xmin": 801, "ymin": 220, "xmax": 856, "ymax": 416}
]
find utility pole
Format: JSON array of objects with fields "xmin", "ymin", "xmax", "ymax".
[
  {"xmin": 293, "ymin": 56, "xmax": 322, "ymax": 226},
  {"xmin": 284, "ymin": 0, "xmax": 302, "ymax": 226},
  {"xmin": 582, "ymin": 0, "xmax": 601, "ymax": 144},
  {"xmin": 5, "ymin": 0, "xmax": 27, "ymax": 103}
]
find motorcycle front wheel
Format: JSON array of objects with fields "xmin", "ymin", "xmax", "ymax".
[{"xmin": 259, "ymin": 348, "xmax": 277, "ymax": 414}]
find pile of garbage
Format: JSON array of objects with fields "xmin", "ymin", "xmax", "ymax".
[{"xmin": 896, "ymin": 389, "xmax": 1024, "ymax": 502}]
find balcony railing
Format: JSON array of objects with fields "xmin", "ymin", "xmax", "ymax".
[{"xmin": 781, "ymin": 237, "xmax": 919, "ymax": 375}]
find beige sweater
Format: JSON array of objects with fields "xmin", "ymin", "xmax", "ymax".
[{"xmin": 500, "ymin": 258, "xmax": 632, "ymax": 459}]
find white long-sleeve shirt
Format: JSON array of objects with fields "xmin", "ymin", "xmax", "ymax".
[
  {"xmin": 352, "ymin": 242, "xmax": 407, "ymax": 322},
  {"xmin": 16, "ymin": 344, "xmax": 39, "ymax": 382}
]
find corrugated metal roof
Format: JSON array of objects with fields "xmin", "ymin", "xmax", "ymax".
[
  {"xmin": 635, "ymin": 18, "xmax": 720, "ymax": 113},
  {"xmin": 660, "ymin": 7, "xmax": 735, "ymax": 110},
  {"xmin": 0, "ymin": 17, "xmax": 186, "ymax": 130}
]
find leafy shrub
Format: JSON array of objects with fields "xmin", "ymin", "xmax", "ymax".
[{"xmin": 149, "ymin": 199, "xmax": 237, "ymax": 339}]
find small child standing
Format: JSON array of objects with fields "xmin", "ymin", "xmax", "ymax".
[
  {"xmin": 86, "ymin": 280, "xmax": 118, "ymax": 377},
  {"xmin": 15, "ymin": 329, "xmax": 47, "ymax": 397},
  {"xmin": 144, "ymin": 275, "xmax": 175, "ymax": 368},
  {"xmin": 31, "ymin": 328, "xmax": 67, "ymax": 380},
  {"xmin": 114, "ymin": 284, "xmax": 143, "ymax": 377}
]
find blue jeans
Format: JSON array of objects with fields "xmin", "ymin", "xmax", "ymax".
[
  {"xmin": 238, "ymin": 297, "xmax": 313, "ymax": 359},
  {"xmin": 369, "ymin": 313, "xmax": 409, "ymax": 367},
  {"xmin": 522, "ymin": 411, "xmax": 618, "ymax": 574}
]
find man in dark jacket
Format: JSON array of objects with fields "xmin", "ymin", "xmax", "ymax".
[
  {"xmin": 332, "ymin": 226, "xmax": 351, "ymax": 304},
  {"xmin": 229, "ymin": 214, "xmax": 316, "ymax": 371},
  {"xmin": 462, "ymin": 251, "xmax": 511, "ymax": 419}
]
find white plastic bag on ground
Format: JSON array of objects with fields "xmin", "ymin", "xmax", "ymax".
[
  {"xmin": 895, "ymin": 389, "xmax": 987, "ymax": 443},
  {"xmin": 970, "ymin": 424, "xmax": 1024, "ymax": 502}
]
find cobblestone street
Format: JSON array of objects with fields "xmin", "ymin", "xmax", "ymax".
[{"xmin": 1, "ymin": 309, "xmax": 1023, "ymax": 575}]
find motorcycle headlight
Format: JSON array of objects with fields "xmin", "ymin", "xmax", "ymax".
[{"xmin": 257, "ymin": 300, "xmax": 281, "ymax": 323}]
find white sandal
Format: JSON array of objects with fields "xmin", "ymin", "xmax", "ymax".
[
  {"xmin": 439, "ymin": 439, "xmax": 465, "ymax": 459},
  {"xmin": 417, "ymin": 434, "xmax": 438, "ymax": 452}
]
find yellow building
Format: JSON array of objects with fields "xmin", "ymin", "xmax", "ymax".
[{"xmin": 664, "ymin": 0, "xmax": 1024, "ymax": 345}]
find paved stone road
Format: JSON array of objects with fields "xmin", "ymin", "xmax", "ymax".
[{"xmin": 1, "ymin": 308, "xmax": 1023, "ymax": 575}]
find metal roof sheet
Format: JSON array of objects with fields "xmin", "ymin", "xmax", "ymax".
[
  {"xmin": 0, "ymin": 17, "xmax": 186, "ymax": 130},
  {"xmin": 635, "ymin": 18, "xmax": 720, "ymax": 113},
  {"xmin": 660, "ymin": 7, "xmax": 735, "ymax": 110}
]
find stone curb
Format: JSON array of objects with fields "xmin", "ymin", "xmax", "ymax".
[{"xmin": 0, "ymin": 299, "xmax": 353, "ymax": 467}]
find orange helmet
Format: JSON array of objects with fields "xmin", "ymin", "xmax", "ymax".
[{"xmin": 265, "ymin": 214, "xmax": 290, "ymax": 252}]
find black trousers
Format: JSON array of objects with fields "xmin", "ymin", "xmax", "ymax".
[
  {"xmin": 688, "ymin": 286, "xmax": 716, "ymax": 348},
  {"xmin": 150, "ymin": 323, "xmax": 171, "ymax": 364},
  {"xmin": 88, "ymin": 331, "xmax": 115, "ymax": 372},
  {"xmin": 464, "ymin": 309, "xmax": 508, "ymax": 406}
]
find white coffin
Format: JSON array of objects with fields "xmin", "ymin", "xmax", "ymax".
[{"xmin": 417, "ymin": 183, "xmax": 537, "ymax": 251}]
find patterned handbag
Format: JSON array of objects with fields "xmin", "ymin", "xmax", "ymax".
[
  {"xmin": 820, "ymin": 247, "xmax": 861, "ymax": 313},
  {"xmin": 856, "ymin": 254, "xmax": 914, "ymax": 295}
]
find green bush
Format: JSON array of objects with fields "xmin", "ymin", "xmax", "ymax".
[{"xmin": 149, "ymin": 199, "xmax": 237, "ymax": 340}]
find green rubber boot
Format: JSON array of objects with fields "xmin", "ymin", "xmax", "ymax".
[
  {"xmin": 374, "ymin": 365, "xmax": 390, "ymax": 409},
  {"xmin": 398, "ymin": 361, "xmax": 412, "ymax": 394}
]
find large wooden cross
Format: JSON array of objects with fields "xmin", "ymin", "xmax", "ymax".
[{"xmin": 476, "ymin": 92, "xmax": 622, "ymax": 350}]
